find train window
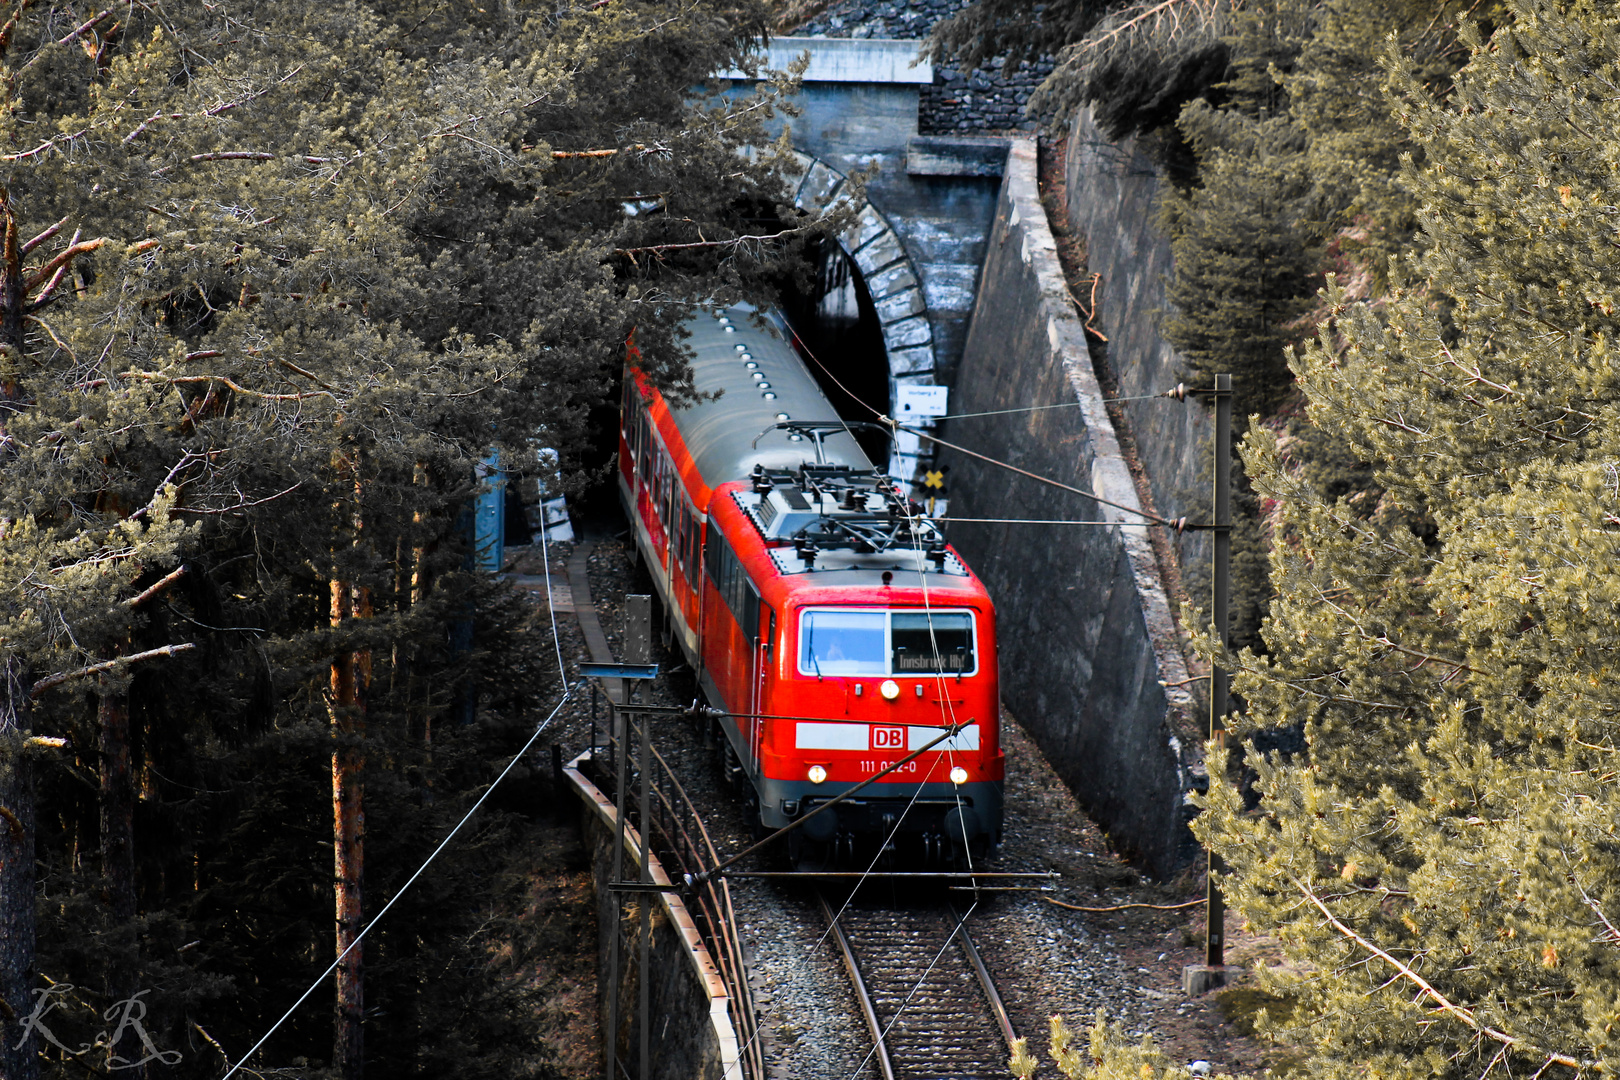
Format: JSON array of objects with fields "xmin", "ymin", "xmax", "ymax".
[
  {"xmin": 686, "ymin": 513, "xmax": 701, "ymax": 579},
  {"xmin": 703, "ymin": 528, "xmax": 761, "ymax": 636},
  {"xmin": 891, "ymin": 612, "xmax": 975, "ymax": 674},
  {"xmin": 797, "ymin": 608, "xmax": 978, "ymax": 677},
  {"xmin": 800, "ymin": 610, "xmax": 887, "ymax": 676},
  {"xmin": 636, "ymin": 414, "xmax": 653, "ymax": 482},
  {"xmin": 676, "ymin": 500, "xmax": 691, "ymax": 572}
]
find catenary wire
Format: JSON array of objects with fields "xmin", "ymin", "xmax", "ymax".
[
  {"xmin": 219, "ymin": 684, "xmax": 577, "ymax": 1080},
  {"xmin": 935, "ymin": 392, "xmax": 1173, "ymax": 420},
  {"xmin": 780, "ymin": 322, "xmax": 1168, "ymax": 526}
]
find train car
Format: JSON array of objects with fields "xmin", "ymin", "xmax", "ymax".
[{"xmin": 618, "ymin": 304, "xmax": 1003, "ymax": 867}]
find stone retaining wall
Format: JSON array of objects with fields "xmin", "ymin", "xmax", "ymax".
[
  {"xmin": 565, "ymin": 754, "xmax": 741, "ymax": 1080},
  {"xmin": 791, "ymin": 0, "xmax": 1053, "ymax": 134},
  {"xmin": 1063, "ymin": 106, "xmax": 1213, "ymax": 577},
  {"xmin": 942, "ymin": 138, "xmax": 1198, "ymax": 876}
]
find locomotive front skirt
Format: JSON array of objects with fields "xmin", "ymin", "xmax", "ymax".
[{"xmin": 618, "ymin": 305, "xmax": 1003, "ymax": 866}]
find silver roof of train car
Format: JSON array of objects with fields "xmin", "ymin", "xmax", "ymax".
[{"xmin": 671, "ymin": 305, "xmax": 873, "ymax": 492}]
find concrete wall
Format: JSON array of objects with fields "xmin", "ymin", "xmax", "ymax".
[
  {"xmin": 565, "ymin": 756, "xmax": 741, "ymax": 1080},
  {"xmin": 943, "ymin": 139, "xmax": 1197, "ymax": 876},
  {"xmin": 1063, "ymin": 107, "xmax": 1212, "ymax": 576}
]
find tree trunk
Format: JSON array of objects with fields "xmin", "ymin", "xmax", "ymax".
[
  {"xmin": 98, "ymin": 647, "xmax": 146, "ymax": 1076},
  {"xmin": 0, "ymin": 660, "xmax": 38, "ymax": 1080},
  {"xmin": 0, "ymin": 193, "xmax": 37, "ymax": 1080},
  {"xmin": 330, "ymin": 573, "xmax": 367, "ymax": 1080},
  {"xmin": 99, "ymin": 656, "xmax": 136, "ymax": 926}
]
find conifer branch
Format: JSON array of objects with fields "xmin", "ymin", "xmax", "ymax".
[
  {"xmin": 118, "ymin": 371, "xmax": 337, "ymax": 403},
  {"xmin": 1293, "ymin": 875, "xmax": 1599, "ymax": 1072},
  {"xmin": 30, "ymin": 643, "xmax": 197, "ymax": 697},
  {"xmin": 20, "ymin": 216, "xmax": 68, "ymax": 257}
]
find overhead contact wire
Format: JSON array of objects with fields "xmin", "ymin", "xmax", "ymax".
[{"xmin": 785, "ymin": 326, "xmax": 1168, "ymax": 527}]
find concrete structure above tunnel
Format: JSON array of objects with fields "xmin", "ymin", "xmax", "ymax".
[{"xmin": 720, "ymin": 37, "xmax": 1010, "ymax": 482}]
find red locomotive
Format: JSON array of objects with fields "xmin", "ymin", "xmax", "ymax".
[{"xmin": 618, "ymin": 305, "xmax": 1003, "ymax": 867}]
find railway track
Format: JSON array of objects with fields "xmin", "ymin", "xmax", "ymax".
[{"xmin": 817, "ymin": 892, "xmax": 1018, "ymax": 1080}]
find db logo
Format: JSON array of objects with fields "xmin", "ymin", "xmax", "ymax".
[{"xmin": 871, "ymin": 726, "xmax": 906, "ymax": 750}]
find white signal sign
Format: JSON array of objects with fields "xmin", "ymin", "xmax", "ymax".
[{"xmin": 895, "ymin": 385, "xmax": 949, "ymax": 418}]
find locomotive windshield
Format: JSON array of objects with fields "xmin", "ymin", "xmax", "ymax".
[
  {"xmin": 891, "ymin": 612, "xmax": 975, "ymax": 673},
  {"xmin": 800, "ymin": 610, "xmax": 887, "ymax": 675},
  {"xmin": 798, "ymin": 608, "xmax": 977, "ymax": 676}
]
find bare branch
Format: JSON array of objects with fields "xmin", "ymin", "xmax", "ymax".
[
  {"xmin": 152, "ymin": 151, "xmax": 276, "ymax": 178},
  {"xmin": 20, "ymin": 216, "xmax": 68, "ymax": 257},
  {"xmin": 124, "ymin": 66, "xmax": 305, "ymax": 145},
  {"xmin": 124, "ymin": 566, "xmax": 187, "ymax": 609},
  {"xmin": 24, "ymin": 236, "xmax": 106, "ymax": 290},
  {"xmin": 30, "ymin": 643, "xmax": 197, "ymax": 697},
  {"xmin": 174, "ymin": 481, "xmax": 304, "ymax": 516},
  {"xmin": 1292, "ymin": 875, "xmax": 1598, "ymax": 1072},
  {"xmin": 1, "ymin": 128, "xmax": 89, "ymax": 162},
  {"xmin": 129, "ymin": 451, "xmax": 206, "ymax": 521},
  {"xmin": 613, "ymin": 224, "xmax": 811, "ymax": 258},
  {"xmin": 119, "ymin": 370, "xmax": 337, "ymax": 403}
]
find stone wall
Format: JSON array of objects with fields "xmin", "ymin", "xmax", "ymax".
[
  {"xmin": 792, "ymin": 0, "xmax": 1053, "ymax": 134},
  {"xmin": 942, "ymin": 138, "xmax": 1198, "ymax": 876},
  {"xmin": 1063, "ymin": 106, "xmax": 1213, "ymax": 576},
  {"xmin": 771, "ymin": 73, "xmax": 1002, "ymax": 385},
  {"xmin": 565, "ymin": 755, "xmax": 741, "ymax": 1080}
]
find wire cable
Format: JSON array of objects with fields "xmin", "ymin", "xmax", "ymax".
[
  {"xmin": 896, "ymin": 422, "xmax": 1169, "ymax": 525},
  {"xmin": 782, "ymin": 324, "xmax": 1168, "ymax": 526},
  {"xmin": 935, "ymin": 392, "xmax": 1173, "ymax": 421},
  {"xmin": 932, "ymin": 516, "xmax": 1154, "ymax": 526},
  {"xmin": 218, "ymin": 683, "xmax": 578, "ymax": 1080},
  {"xmin": 537, "ymin": 504, "xmax": 568, "ymax": 678}
]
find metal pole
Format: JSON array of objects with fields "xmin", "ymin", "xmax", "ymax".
[
  {"xmin": 607, "ymin": 695, "xmax": 628, "ymax": 1080},
  {"xmin": 1207, "ymin": 372, "xmax": 1231, "ymax": 969},
  {"xmin": 639, "ymin": 701, "xmax": 652, "ymax": 1080}
]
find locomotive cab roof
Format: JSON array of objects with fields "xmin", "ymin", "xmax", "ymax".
[{"xmin": 731, "ymin": 464, "xmax": 968, "ymax": 579}]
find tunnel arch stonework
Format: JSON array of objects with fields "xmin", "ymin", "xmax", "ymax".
[{"xmin": 785, "ymin": 151, "xmax": 937, "ymax": 484}]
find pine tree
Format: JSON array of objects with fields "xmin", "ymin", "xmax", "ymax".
[
  {"xmin": 1, "ymin": 1, "xmax": 822, "ymax": 1076},
  {"xmin": 1190, "ymin": 3, "xmax": 1620, "ymax": 1076}
]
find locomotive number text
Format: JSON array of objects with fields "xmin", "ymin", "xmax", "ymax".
[{"xmin": 859, "ymin": 759, "xmax": 919, "ymax": 775}]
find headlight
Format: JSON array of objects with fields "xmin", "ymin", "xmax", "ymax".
[
  {"xmin": 808, "ymin": 765, "xmax": 827, "ymax": 784},
  {"xmin": 950, "ymin": 766, "xmax": 968, "ymax": 785},
  {"xmin": 880, "ymin": 679, "xmax": 901, "ymax": 700}
]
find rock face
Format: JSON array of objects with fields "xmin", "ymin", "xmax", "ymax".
[{"xmin": 791, "ymin": 0, "xmax": 1054, "ymax": 134}]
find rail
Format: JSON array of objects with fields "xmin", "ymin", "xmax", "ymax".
[
  {"xmin": 818, "ymin": 893, "xmax": 898, "ymax": 1080},
  {"xmin": 817, "ymin": 892, "xmax": 1017, "ymax": 1077}
]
